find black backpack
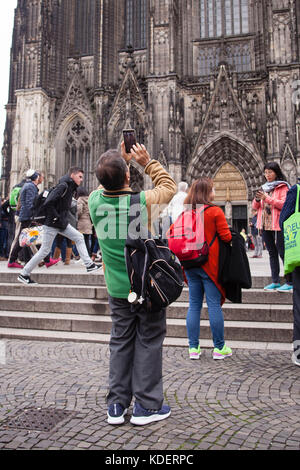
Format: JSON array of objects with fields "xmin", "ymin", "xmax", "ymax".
[
  {"xmin": 33, "ymin": 183, "xmax": 68, "ymax": 223},
  {"xmin": 125, "ymin": 193, "xmax": 185, "ymax": 313}
]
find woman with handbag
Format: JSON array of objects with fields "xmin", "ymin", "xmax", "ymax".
[
  {"xmin": 183, "ymin": 177, "xmax": 233, "ymax": 360},
  {"xmin": 252, "ymin": 162, "xmax": 292, "ymax": 292}
]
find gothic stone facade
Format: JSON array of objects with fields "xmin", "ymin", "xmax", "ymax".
[{"xmin": 2, "ymin": 0, "xmax": 300, "ymax": 228}]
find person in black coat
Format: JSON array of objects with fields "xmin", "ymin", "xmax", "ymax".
[
  {"xmin": 8, "ymin": 171, "xmax": 41, "ymax": 267},
  {"xmin": 43, "ymin": 174, "xmax": 77, "ymax": 229},
  {"xmin": 218, "ymin": 230, "xmax": 252, "ymax": 303},
  {"xmin": 279, "ymin": 179, "xmax": 300, "ymax": 367}
]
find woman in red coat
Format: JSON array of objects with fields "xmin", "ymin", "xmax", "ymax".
[{"xmin": 184, "ymin": 178, "xmax": 232, "ymax": 360}]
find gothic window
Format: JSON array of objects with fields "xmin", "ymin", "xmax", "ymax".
[
  {"xmin": 198, "ymin": 41, "xmax": 252, "ymax": 76},
  {"xmin": 65, "ymin": 120, "xmax": 92, "ymax": 190},
  {"xmin": 74, "ymin": 0, "xmax": 96, "ymax": 56},
  {"xmin": 198, "ymin": 46, "xmax": 221, "ymax": 76},
  {"xmin": 125, "ymin": 0, "xmax": 148, "ymax": 49},
  {"xmin": 226, "ymin": 43, "xmax": 251, "ymax": 72},
  {"xmin": 200, "ymin": 0, "xmax": 249, "ymax": 38}
]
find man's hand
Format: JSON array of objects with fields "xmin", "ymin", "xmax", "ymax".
[
  {"xmin": 121, "ymin": 141, "xmax": 133, "ymax": 164},
  {"xmin": 130, "ymin": 143, "xmax": 151, "ymax": 168}
]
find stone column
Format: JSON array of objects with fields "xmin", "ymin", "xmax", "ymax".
[{"xmin": 10, "ymin": 89, "xmax": 55, "ymax": 190}]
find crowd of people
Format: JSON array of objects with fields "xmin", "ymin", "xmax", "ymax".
[
  {"xmin": 0, "ymin": 143, "xmax": 299, "ymax": 426},
  {"xmin": 0, "ymin": 169, "xmax": 102, "ymax": 272}
]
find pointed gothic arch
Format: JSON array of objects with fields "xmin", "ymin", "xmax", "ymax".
[
  {"xmin": 55, "ymin": 112, "xmax": 93, "ymax": 191},
  {"xmin": 280, "ymin": 141, "xmax": 297, "ymax": 186},
  {"xmin": 187, "ymin": 133, "xmax": 264, "ymax": 199},
  {"xmin": 107, "ymin": 67, "xmax": 148, "ymax": 190},
  {"xmin": 107, "ymin": 68, "xmax": 147, "ymax": 147}
]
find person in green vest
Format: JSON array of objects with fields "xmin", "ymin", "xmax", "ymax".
[{"xmin": 89, "ymin": 141, "xmax": 176, "ymax": 426}]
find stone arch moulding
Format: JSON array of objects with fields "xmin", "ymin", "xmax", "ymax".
[
  {"xmin": 186, "ymin": 133, "xmax": 265, "ymax": 200},
  {"xmin": 54, "ymin": 111, "xmax": 93, "ymax": 181}
]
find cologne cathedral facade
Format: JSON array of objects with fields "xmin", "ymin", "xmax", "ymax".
[{"xmin": 1, "ymin": 0, "xmax": 300, "ymax": 229}]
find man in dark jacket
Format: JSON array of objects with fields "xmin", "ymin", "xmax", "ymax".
[
  {"xmin": 280, "ymin": 179, "xmax": 300, "ymax": 367},
  {"xmin": 8, "ymin": 170, "xmax": 42, "ymax": 268},
  {"xmin": 18, "ymin": 167, "xmax": 100, "ymax": 285}
]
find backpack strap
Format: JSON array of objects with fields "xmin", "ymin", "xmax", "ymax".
[
  {"xmin": 102, "ymin": 190, "xmax": 139, "ymax": 197},
  {"xmin": 127, "ymin": 192, "xmax": 148, "ymax": 304},
  {"xmin": 203, "ymin": 204, "xmax": 217, "ymax": 247},
  {"xmin": 129, "ymin": 193, "xmax": 141, "ymax": 225},
  {"xmin": 209, "ymin": 232, "xmax": 217, "ymax": 247}
]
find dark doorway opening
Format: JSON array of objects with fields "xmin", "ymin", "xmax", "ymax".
[{"xmin": 232, "ymin": 205, "xmax": 248, "ymax": 233}]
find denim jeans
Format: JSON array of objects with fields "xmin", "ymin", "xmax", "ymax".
[
  {"xmin": 21, "ymin": 224, "xmax": 93, "ymax": 276},
  {"xmin": 185, "ymin": 267, "xmax": 225, "ymax": 350}
]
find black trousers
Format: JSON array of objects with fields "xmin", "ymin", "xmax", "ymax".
[
  {"xmin": 293, "ymin": 267, "xmax": 300, "ymax": 357},
  {"xmin": 107, "ymin": 296, "xmax": 166, "ymax": 410},
  {"xmin": 262, "ymin": 229, "xmax": 293, "ymax": 285}
]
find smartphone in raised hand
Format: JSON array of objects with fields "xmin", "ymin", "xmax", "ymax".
[{"xmin": 123, "ymin": 129, "xmax": 137, "ymax": 154}]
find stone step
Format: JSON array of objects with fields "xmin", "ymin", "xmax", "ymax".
[
  {"xmin": 0, "ymin": 295, "xmax": 110, "ymax": 316},
  {"xmin": 0, "ymin": 312, "xmax": 293, "ymax": 343},
  {"xmin": 0, "ymin": 283, "xmax": 108, "ymax": 300},
  {"xmin": 168, "ymin": 302, "xmax": 293, "ymax": 322},
  {"xmin": 0, "ymin": 283, "xmax": 292, "ymax": 305},
  {"xmin": 0, "ymin": 271, "xmax": 105, "ymax": 286},
  {"xmin": 178, "ymin": 287, "xmax": 292, "ymax": 305},
  {"xmin": 0, "ymin": 327, "xmax": 291, "ymax": 351},
  {"xmin": 0, "ymin": 269, "xmax": 278, "ymax": 288},
  {"xmin": 0, "ymin": 295, "xmax": 292, "ymax": 322}
]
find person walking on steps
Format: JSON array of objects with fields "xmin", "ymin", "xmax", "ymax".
[
  {"xmin": 252, "ymin": 162, "xmax": 292, "ymax": 292},
  {"xmin": 52, "ymin": 191, "xmax": 78, "ymax": 266},
  {"xmin": 89, "ymin": 142, "xmax": 176, "ymax": 426},
  {"xmin": 8, "ymin": 170, "xmax": 59, "ymax": 270},
  {"xmin": 18, "ymin": 167, "xmax": 101, "ymax": 285}
]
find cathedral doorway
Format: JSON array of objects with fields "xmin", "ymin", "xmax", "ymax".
[{"xmin": 213, "ymin": 162, "xmax": 248, "ymax": 231}]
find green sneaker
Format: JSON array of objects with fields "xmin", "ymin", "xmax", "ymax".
[
  {"xmin": 189, "ymin": 346, "xmax": 201, "ymax": 360},
  {"xmin": 213, "ymin": 344, "xmax": 232, "ymax": 360}
]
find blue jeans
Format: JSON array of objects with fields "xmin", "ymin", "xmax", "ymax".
[{"xmin": 185, "ymin": 267, "xmax": 225, "ymax": 350}]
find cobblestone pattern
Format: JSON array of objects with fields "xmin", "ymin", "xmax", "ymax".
[{"xmin": 0, "ymin": 340, "xmax": 299, "ymax": 450}]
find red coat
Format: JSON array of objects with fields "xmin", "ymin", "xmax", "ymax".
[{"xmin": 201, "ymin": 205, "xmax": 232, "ymax": 304}]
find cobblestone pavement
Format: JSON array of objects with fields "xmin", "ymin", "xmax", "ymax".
[{"xmin": 0, "ymin": 340, "xmax": 299, "ymax": 451}]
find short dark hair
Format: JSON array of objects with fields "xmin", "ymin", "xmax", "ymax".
[
  {"xmin": 68, "ymin": 167, "xmax": 84, "ymax": 176},
  {"xmin": 264, "ymin": 162, "xmax": 286, "ymax": 181},
  {"xmin": 95, "ymin": 149, "xmax": 128, "ymax": 190}
]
